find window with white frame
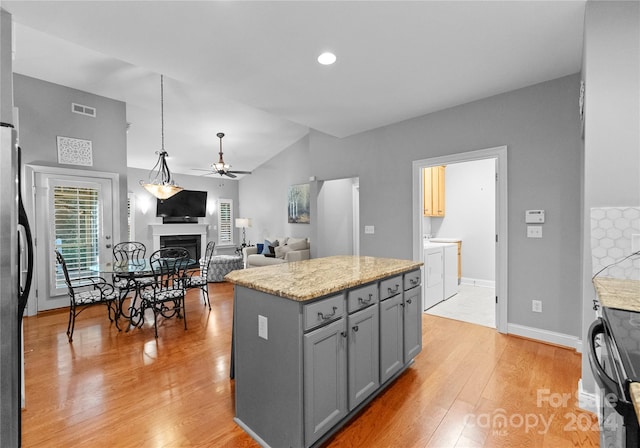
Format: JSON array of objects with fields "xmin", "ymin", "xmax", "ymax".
[{"xmin": 218, "ymin": 199, "xmax": 234, "ymax": 245}]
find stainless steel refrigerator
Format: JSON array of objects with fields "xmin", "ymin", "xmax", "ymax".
[{"xmin": 0, "ymin": 123, "xmax": 34, "ymax": 446}]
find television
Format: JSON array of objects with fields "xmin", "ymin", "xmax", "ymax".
[{"xmin": 156, "ymin": 190, "xmax": 207, "ymax": 223}]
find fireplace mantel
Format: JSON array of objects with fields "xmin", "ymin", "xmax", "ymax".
[{"xmin": 150, "ymin": 223, "xmax": 208, "ymax": 258}]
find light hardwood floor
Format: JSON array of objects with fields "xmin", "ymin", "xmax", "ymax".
[{"xmin": 22, "ymin": 282, "xmax": 599, "ymax": 447}]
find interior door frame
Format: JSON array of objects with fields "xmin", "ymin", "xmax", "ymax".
[
  {"xmin": 23, "ymin": 165, "xmax": 120, "ymax": 316},
  {"xmin": 412, "ymin": 145, "xmax": 508, "ymax": 333}
]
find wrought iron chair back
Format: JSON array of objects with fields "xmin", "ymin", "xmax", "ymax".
[
  {"xmin": 112, "ymin": 241, "xmax": 146, "ymax": 263},
  {"xmin": 111, "ymin": 242, "xmax": 152, "ymax": 320},
  {"xmin": 185, "ymin": 241, "xmax": 215, "ymax": 309},
  {"xmin": 55, "ymin": 250, "xmax": 118, "ymax": 342},
  {"xmin": 140, "ymin": 247, "xmax": 190, "ymax": 337}
]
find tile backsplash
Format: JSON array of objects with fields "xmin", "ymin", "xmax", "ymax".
[{"xmin": 591, "ymin": 207, "xmax": 640, "ymax": 280}]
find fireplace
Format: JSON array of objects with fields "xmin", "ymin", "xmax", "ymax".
[
  {"xmin": 160, "ymin": 234, "xmax": 201, "ymax": 268},
  {"xmin": 150, "ymin": 224, "xmax": 209, "ymax": 268}
]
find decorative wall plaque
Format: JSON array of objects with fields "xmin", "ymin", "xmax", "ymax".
[{"xmin": 57, "ymin": 136, "xmax": 93, "ymax": 166}]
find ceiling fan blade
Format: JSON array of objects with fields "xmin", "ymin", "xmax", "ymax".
[
  {"xmin": 223, "ymin": 172, "xmax": 237, "ymax": 179},
  {"xmin": 229, "ymin": 170, "xmax": 252, "ymax": 175}
]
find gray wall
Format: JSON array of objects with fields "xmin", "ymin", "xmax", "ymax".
[
  {"xmin": 580, "ymin": 1, "xmax": 640, "ymax": 394},
  {"xmin": 128, "ymin": 167, "xmax": 240, "ymax": 252},
  {"xmin": 241, "ymin": 73, "xmax": 583, "ymax": 338},
  {"xmin": 317, "ymin": 178, "xmax": 355, "ymax": 257},
  {"xmin": 238, "ymin": 134, "xmax": 314, "ymax": 248},
  {"xmin": 13, "ymin": 74, "xmax": 128, "ymax": 234}
]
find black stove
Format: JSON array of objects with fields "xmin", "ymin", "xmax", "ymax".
[{"xmin": 602, "ymin": 307, "xmax": 640, "ymax": 388}]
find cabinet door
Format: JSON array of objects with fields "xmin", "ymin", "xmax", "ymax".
[
  {"xmin": 423, "ymin": 167, "xmax": 433, "ymax": 216},
  {"xmin": 348, "ymin": 305, "xmax": 379, "ymax": 410},
  {"xmin": 379, "ymin": 294, "xmax": 404, "ymax": 384},
  {"xmin": 304, "ymin": 318, "xmax": 347, "ymax": 447},
  {"xmin": 404, "ymin": 287, "xmax": 422, "ymax": 363},
  {"xmin": 433, "ymin": 165, "xmax": 445, "ymax": 216}
]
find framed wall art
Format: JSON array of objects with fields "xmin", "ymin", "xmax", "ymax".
[
  {"xmin": 288, "ymin": 183, "xmax": 310, "ymax": 224},
  {"xmin": 57, "ymin": 136, "xmax": 93, "ymax": 166}
]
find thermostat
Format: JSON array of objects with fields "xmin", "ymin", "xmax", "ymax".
[{"xmin": 525, "ymin": 210, "xmax": 545, "ymax": 224}]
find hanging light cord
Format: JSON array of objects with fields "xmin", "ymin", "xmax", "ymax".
[{"xmin": 160, "ymin": 74, "xmax": 165, "ymax": 152}]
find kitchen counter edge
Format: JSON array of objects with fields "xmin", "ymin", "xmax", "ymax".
[{"xmin": 225, "ymin": 255, "xmax": 423, "ymax": 302}]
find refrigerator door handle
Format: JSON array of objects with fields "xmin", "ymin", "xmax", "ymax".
[{"xmin": 17, "ymin": 146, "xmax": 33, "ymax": 319}]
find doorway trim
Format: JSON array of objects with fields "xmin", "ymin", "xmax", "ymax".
[
  {"xmin": 23, "ymin": 164, "xmax": 121, "ymax": 316},
  {"xmin": 412, "ymin": 145, "xmax": 508, "ymax": 333}
]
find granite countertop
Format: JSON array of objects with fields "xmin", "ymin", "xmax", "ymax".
[
  {"xmin": 224, "ymin": 255, "xmax": 423, "ymax": 302},
  {"xmin": 592, "ymin": 277, "xmax": 640, "ymax": 312}
]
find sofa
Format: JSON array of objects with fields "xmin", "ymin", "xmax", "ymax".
[{"xmin": 243, "ymin": 237, "xmax": 310, "ymax": 268}]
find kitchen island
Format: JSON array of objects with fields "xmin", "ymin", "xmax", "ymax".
[{"xmin": 225, "ymin": 255, "xmax": 423, "ymax": 448}]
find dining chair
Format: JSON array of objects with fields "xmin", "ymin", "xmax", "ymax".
[
  {"xmin": 139, "ymin": 247, "xmax": 190, "ymax": 338},
  {"xmin": 185, "ymin": 241, "xmax": 215, "ymax": 309},
  {"xmin": 55, "ymin": 250, "xmax": 119, "ymax": 342},
  {"xmin": 111, "ymin": 241, "xmax": 155, "ymax": 324}
]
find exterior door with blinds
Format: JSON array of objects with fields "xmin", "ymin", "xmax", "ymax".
[{"xmin": 34, "ymin": 173, "xmax": 114, "ymax": 311}]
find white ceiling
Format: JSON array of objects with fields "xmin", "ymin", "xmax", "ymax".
[{"xmin": 4, "ymin": 1, "xmax": 586, "ymax": 177}]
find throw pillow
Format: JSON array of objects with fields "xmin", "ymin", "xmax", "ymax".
[
  {"xmin": 275, "ymin": 245, "xmax": 292, "ymax": 259},
  {"xmin": 287, "ymin": 239, "xmax": 308, "ymax": 251},
  {"xmin": 260, "ymin": 240, "xmax": 273, "ymax": 255},
  {"xmin": 256, "ymin": 243, "xmax": 264, "ymax": 253}
]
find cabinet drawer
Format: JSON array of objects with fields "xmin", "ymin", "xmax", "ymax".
[
  {"xmin": 347, "ymin": 283, "xmax": 378, "ymax": 313},
  {"xmin": 379, "ymin": 275, "xmax": 402, "ymax": 301},
  {"xmin": 304, "ymin": 294, "xmax": 345, "ymax": 331},
  {"xmin": 404, "ymin": 270, "xmax": 422, "ymax": 291}
]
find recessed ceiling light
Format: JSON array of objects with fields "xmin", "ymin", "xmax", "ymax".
[{"xmin": 317, "ymin": 52, "xmax": 336, "ymax": 65}]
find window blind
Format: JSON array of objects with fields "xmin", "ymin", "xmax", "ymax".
[
  {"xmin": 53, "ymin": 186, "xmax": 100, "ymax": 288},
  {"xmin": 218, "ymin": 199, "xmax": 233, "ymax": 245}
]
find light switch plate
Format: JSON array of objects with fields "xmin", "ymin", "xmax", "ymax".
[
  {"xmin": 364, "ymin": 225, "xmax": 375, "ymax": 234},
  {"xmin": 527, "ymin": 226, "xmax": 542, "ymax": 238},
  {"xmin": 258, "ymin": 315, "xmax": 268, "ymax": 340}
]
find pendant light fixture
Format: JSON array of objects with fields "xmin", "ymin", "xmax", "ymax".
[{"xmin": 140, "ymin": 74, "xmax": 183, "ymax": 200}]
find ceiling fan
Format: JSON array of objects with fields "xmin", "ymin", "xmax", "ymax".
[{"xmin": 196, "ymin": 132, "xmax": 252, "ymax": 179}]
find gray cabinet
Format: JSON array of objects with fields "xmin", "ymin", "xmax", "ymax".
[
  {"xmin": 403, "ymin": 279, "xmax": 422, "ymax": 362},
  {"xmin": 379, "ymin": 270, "xmax": 422, "ymax": 384},
  {"xmin": 379, "ymin": 292, "xmax": 404, "ymax": 383},
  {"xmin": 304, "ymin": 317, "xmax": 348, "ymax": 447},
  {"xmin": 347, "ymin": 303, "xmax": 379, "ymax": 410},
  {"xmin": 234, "ymin": 268, "xmax": 422, "ymax": 448}
]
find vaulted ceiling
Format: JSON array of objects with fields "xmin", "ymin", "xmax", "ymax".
[{"xmin": 4, "ymin": 1, "xmax": 586, "ymax": 177}]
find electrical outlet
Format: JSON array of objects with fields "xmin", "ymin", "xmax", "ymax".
[
  {"xmin": 364, "ymin": 225, "xmax": 375, "ymax": 234},
  {"xmin": 532, "ymin": 300, "xmax": 542, "ymax": 313}
]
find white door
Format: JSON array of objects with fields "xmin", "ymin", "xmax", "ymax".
[{"xmin": 33, "ymin": 172, "xmax": 115, "ymax": 311}]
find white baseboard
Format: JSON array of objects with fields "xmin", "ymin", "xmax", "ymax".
[
  {"xmin": 507, "ymin": 323, "xmax": 581, "ymax": 350},
  {"xmin": 577, "ymin": 379, "xmax": 598, "ymax": 414},
  {"xmin": 460, "ymin": 277, "xmax": 495, "ymax": 288}
]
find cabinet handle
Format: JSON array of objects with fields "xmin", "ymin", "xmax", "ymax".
[
  {"xmin": 352, "ymin": 325, "xmax": 359, "ymax": 332},
  {"xmin": 358, "ymin": 293, "xmax": 373, "ymax": 305},
  {"xmin": 388, "ymin": 284, "xmax": 400, "ymax": 295},
  {"xmin": 318, "ymin": 306, "xmax": 338, "ymax": 321},
  {"xmin": 409, "ymin": 278, "xmax": 419, "ymax": 285},
  {"xmin": 341, "ymin": 331, "xmax": 348, "ymax": 338},
  {"xmin": 406, "ymin": 299, "xmax": 412, "ymax": 304}
]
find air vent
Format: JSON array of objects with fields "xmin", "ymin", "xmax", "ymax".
[{"xmin": 71, "ymin": 103, "xmax": 96, "ymax": 118}]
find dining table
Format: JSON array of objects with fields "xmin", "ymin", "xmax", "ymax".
[{"xmin": 90, "ymin": 259, "xmax": 156, "ymax": 329}]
